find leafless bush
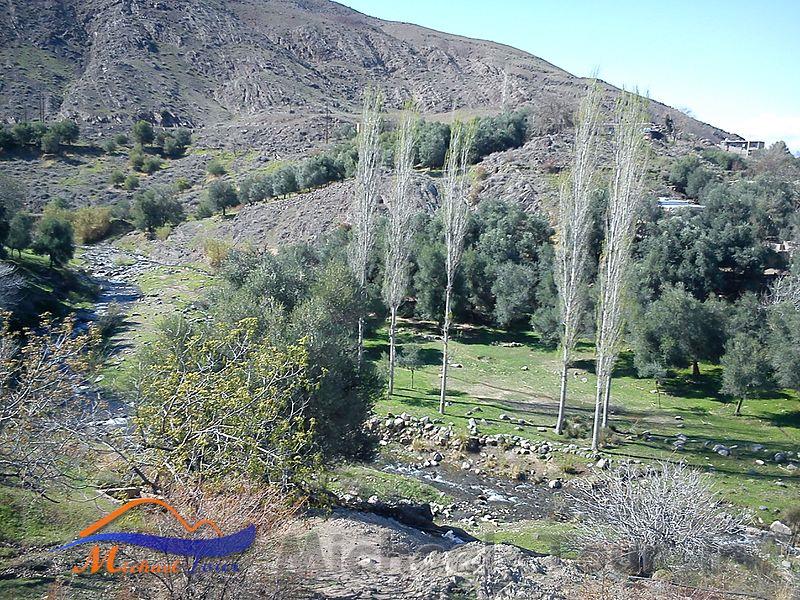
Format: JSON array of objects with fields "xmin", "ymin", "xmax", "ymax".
[
  {"xmin": 112, "ymin": 479, "xmax": 307, "ymax": 600},
  {"xmin": 570, "ymin": 462, "xmax": 748, "ymax": 576},
  {"xmin": 0, "ymin": 313, "xmax": 103, "ymax": 493},
  {"xmin": 531, "ymin": 97, "xmax": 574, "ymax": 135}
]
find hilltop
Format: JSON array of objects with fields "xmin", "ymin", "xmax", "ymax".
[{"xmin": 1, "ymin": 0, "xmax": 730, "ymax": 147}]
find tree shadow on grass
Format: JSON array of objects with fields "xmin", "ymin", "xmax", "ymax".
[
  {"xmin": 389, "ymin": 392, "xmax": 438, "ymax": 409},
  {"xmin": 605, "ymin": 439, "xmax": 800, "ymax": 479},
  {"xmin": 770, "ymin": 410, "xmax": 800, "ymax": 429},
  {"xmin": 662, "ymin": 369, "xmax": 724, "ymax": 401},
  {"xmin": 571, "ymin": 351, "xmax": 636, "ymax": 379},
  {"xmin": 364, "ymin": 343, "xmax": 441, "ymax": 366}
]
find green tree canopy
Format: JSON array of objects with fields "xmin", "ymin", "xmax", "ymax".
[
  {"xmin": 207, "ymin": 180, "xmax": 238, "ymax": 216},
  {"xmin": 6, "ymin": 213, "xmax": 33, "ymax": 257},
  {"xmin": 131, "ymin": 187, "xmax": 185, "ymax": 234},
  {"xmin": 33, "ymin": 214, "xmax": 74, "ymax": 266},
  {"xmin": 132, "ymin": 120, "xmax": 155, "ymax": 146},
  {"xmin": 721, "ymin": 333, "xmax": 774, "ymax": 415},
  {"xmin": 632, "ymin": 285, "xmax": 727, "ymax": 377},
  {"xmin": 135, "ymin": 317, "xmax": 320, "ymax": 486}
]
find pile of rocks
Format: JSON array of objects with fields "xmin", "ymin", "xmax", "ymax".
[{"xmin": 366, "ymin": 412, "xmax": 602, "ymax": 463}]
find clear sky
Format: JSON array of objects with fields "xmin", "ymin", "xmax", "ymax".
[{"xmin": 338, "ymin": 0, "xmax": 800, "ymax": 152}]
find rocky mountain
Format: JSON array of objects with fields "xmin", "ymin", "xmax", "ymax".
[{"xmin": 1, "ymin": 0, "xmax": 730, "ymax": 144}]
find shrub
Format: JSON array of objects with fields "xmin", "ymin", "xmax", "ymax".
[
  {"xmin": 251, "ymin": 175, "xmax": 275, "ymax": 202},
  {"xmin": 562, "ymin": 415, "xmax": 591, "ymax": 439},
  {"xmin": 0, "ymin": 125, "xmax": 13, "ymax": 150},
  {"xmin": 40, "ymin": 131, "xmax": 62, "ymax": 154},
  {"xmin": 685, "ymin": 166, "xmax": 714, "ymax": 197},
  {"xmin": 71, "ymin": 206, "xmax": 113, "ymax": 244},
  {"xmin": 202, "ymin": 238, "xmax": 232, "ymax": 270},
  {"xmin": 154, "ymin": 225, "xmax": 172, "ymax": 241},
  {"xmin": 571, "ymin": 462, "xmax": 746, "ymax": 576},
  {"xmin": 140, "ymin": 155, "xmax": 162, "ymax": 174},
  {"xmin": 175, "ymin": 177, "xmax": 192, "ymax": 191},
  {"xmin": 211, "ymin": 247, "xmax": 380, "ymax": 459},
  {"xmin": 271, "ymin": 166, "xmax": 298, "ymax": 196},
  {"xmin": 207, "ymin": 159, "xmax": 226, "ymax": 177},
  {"xmin": 0, "ymin": 315, "xmax": 100, "ymax": 491},
  {"xmin": 129, "ymin": 146, "xmax": 145, "ymax": 171},
  {"xmin": 470, "ymin": 110, "xmax": 528, "ymax": 161},
  {"xmin": 207, "ymin": 180, "xmax": 238, "ymax": 215},
  {"xmin": 668, "ymin": 154, "xmax": 715, "ymax": 197},
  {"xmin": 6, "ymin": 212, "xmax": 33, "ymax": 257},
  {"xmin": 194, "ymin": 198, "xmax": 214, "ymax": 219},
  {"xmin": 50, "ymin": 120, "xmax": 79, "ymax": 144},
  {"xmin": 415, "ymin": 121, "xmax": 450, "ymax": 168},
  {"xmin": 297, "ymin": 154, "xmax": 343, "ymax": 189},
  {"xmin": 132, "ymin": 120, "xmax": 154, "ymax": 145},
  {"xmin": 123, "ymin": 174, "xmax": 140, "ymax": 190},
  {"xmin": 11, "ymin": 122, "xmax": 34, "ymax": 146},
  {"xmin": 116, "ymin": 480, "xmax": 302, "ymax": 599},
  {"xmin": 109, "ymin": 169, "xmax": 126, "ymax": 186},
  {"xmin": 131, "ymin": 187, "xmax": 185, "ymax": 234},
  {"xmin": 114, "ymin": 133, "xmax": 129, "ymax": 146},
  {"xmin": 134, "ymin": 318, "xmax": 321, "ymax": 485},
  {"xmin": 161, "ymin": 128, "xmax": 191, "ymax": 158},
  {"xmin": 33, "ymin": 214, "xmax": 74, "ymax": 266},
  {"xmin": 101, "ymin": 139, "xmax": 117, "ymax": 154},
  {"xmin": 701, "ymin": 148, "xmax": 746, "ymax": 171}
]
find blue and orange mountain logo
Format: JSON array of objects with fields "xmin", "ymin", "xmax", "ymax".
[{"xmin": 55, "ymin": 498, "xmax": 256, "ymax": 574}]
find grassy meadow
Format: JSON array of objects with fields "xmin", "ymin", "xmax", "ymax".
[{"xmin": 366, "ymin": 319, "xmax": 800, "ymax": 514}]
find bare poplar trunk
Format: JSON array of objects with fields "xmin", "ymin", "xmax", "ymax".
[
  {"xmin": 388, "ymin": 306, "xmax": 397, "ymax": 395},
  {"xmin": 439, "ymin": 285, "xmax": 452, "ymax": 414},
  {"xmin": 555, "ymin": 349, "xmax": 569, "ymax": 434},
  {"xmin": 437, "ymin": 120, "xmax": 474, "ymax": 416},
  {"xmin": 357, "ymin": 315, "xmax": 364, "ymax": 369},
  {"xmin": 553, "ymin": 80, "xmax": 603, "ymax": 435},
  {"xmin": 348, "ymin": 89, "xmax": 383, "ymax": 366},
  {"xmin": 601, "ymin": 373, "xmax": 612, "ymax": 427},
  {"xmin": 592, "ymin": 371, "xmax": 605, "ymax": 450},
  {"xmin": 383, "ymin": 105, "xmax": 418, "ymax": 389},
  {"xmin": 592, "ymin": 89, "xmax": 650, "ymax": 446}
]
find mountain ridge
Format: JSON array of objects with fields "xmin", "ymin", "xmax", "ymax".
[{"xmin": 0, "ymin": 0, "xmax": 733, "ymax": 144}]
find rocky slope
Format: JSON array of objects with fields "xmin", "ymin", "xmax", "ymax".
[{"xmin": 1, "ymin": 0, "xmax": 729, "ymax": 144}]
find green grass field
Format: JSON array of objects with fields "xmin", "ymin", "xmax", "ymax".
[{"xmin": 366, "ymin": 319, "xmax": 800, "ymax": 514}]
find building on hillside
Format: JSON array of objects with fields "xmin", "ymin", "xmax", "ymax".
[
  {"xmin": 769, "ymin": 240, "xmax": 798, "ymax": 257},
  {"xmin": 718, "ymin": 138, "xmax": 765, "ymax": 156},
  {"xmin": 658, "ymin": 197, "xmax": 704, "ymax": 211}
]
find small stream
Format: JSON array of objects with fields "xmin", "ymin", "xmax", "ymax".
[
  {"xmin": 378, "ymin": 458, "xmax": 558, "ymax": 523},
  {"xmin": 74, "ymin": 243, "xmax": 147, "ymax": 333}
]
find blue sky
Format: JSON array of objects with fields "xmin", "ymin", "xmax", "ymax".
[{"xmin": 339, "ymin": 0, "xmax": 800, "ymax": 152}]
